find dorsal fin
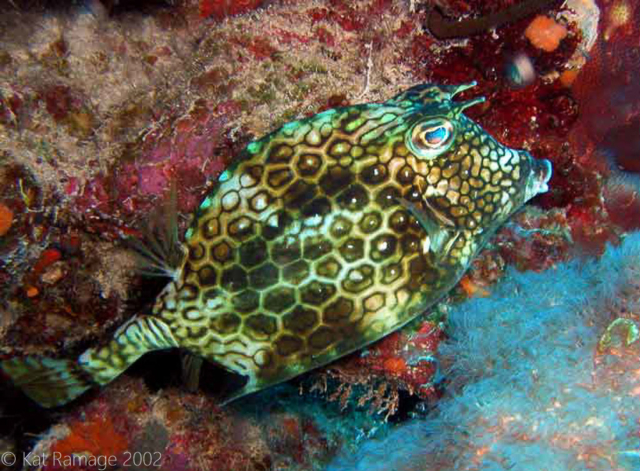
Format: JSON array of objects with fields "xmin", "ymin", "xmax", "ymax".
[{"xmin": 127, "ymin": 183, "xmax": 184, "ymax": 281}]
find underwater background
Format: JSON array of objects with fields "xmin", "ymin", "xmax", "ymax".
[{"xmin": 1, "ymin": 0, "xmax": 640, "ymax": 470}]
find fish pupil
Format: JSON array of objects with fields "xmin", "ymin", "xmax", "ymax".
[{"xmin": 423, "ymin": 126, "xmax": 448, "ymax": 146}]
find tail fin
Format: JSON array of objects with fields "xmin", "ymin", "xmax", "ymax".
[
  {"xmin": 2, "ymin": 315, "xmax": 178, "ymax": 408},
  {"xmin": 1, "ymin": 356, "xmax": 93, "ymax": 408}
]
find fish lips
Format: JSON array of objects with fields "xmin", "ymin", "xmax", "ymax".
[{"xmin": 523, "ymin": 153, "xmax": 553, "ymax": 201}]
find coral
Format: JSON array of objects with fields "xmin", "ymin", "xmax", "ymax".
[
  {"xmin": 2, "ymin": 0, "xmax": 636, "ymax": 468},
  {"xmin": 19, "ymin": 374, "xmax": 378, "ymax": 471},
  {"xmin": 308, "ymin": 319, "xmax": 443, "ymax": 418},
  {"xmin": 50, "ymin": 411, "xmax": 130, "ymax": 468},
  {"xmin": 427, "ymin": 0, "xmax": 557, "ymax": 39},
  {"xmin": 524, "ymin": 15, "xmax": 568, "ymax": 52},
  {"xmin": 328, "ymin": 232, "xmax": 640, "ymax": 471},
  {"xmin": 603, "ymin": 173, "xmax": 640, "ymax": 233},
  {"xmin": 199, "ymin": 0, "xmax": 265, "ymax": 20},
  {"xmin": 493, "ymin": 206, "xmax": 572, "ymax": 272},
  {"xmin": 0, "ymin": 203, "xmax": 12, "ymax": 237}
]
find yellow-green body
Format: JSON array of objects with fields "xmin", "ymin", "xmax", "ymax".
[{"xmin": 1, "ymin": 83, "xmax": 552, "ymax": 407}]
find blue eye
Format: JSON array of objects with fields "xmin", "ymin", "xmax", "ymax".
[
  {"xmin": 424, "ymin": 125, "xmax": 449, "ymax": 146},
  {"xmin": 407, "ymin": 118, "xmax": 455, "ymax": 159}
]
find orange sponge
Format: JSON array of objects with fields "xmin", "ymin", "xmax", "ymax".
[
  {"xmin": 525, "ymin": 15, "xmax": 568, "ymax": 52},
  {"xmin": 0, "ymin": 203, "xmax": 13, "ymax": 236}
]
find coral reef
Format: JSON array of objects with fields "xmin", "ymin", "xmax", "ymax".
[
  {"xmin": 19, "ymin": 375, "xmax": 379, "ymax": 471},
  {"xmin": 2, "ymin": 0, "xmax": 640, "ymax": 469}
]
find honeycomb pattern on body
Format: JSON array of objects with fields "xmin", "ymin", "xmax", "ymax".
[{"xmin": 152, "ymin": 83, "xmax": 538, "ymax": 395}]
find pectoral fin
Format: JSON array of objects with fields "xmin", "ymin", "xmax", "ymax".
[{"xmin": 395, "ymin": 197, "xmax": 457, "ymax": 259}]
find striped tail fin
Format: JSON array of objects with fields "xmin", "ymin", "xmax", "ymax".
[
  {"xmin": 1, "ymin": 357, "xmax": 94, "ymax": 408},
  {"xmin": 1, "ymin": 315, "xmax": 178, "ymax": 408}
]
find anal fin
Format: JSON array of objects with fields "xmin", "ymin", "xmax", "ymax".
[{"xmin": 180, "ymin": 352, "xmax": 204, "ymax": 393}]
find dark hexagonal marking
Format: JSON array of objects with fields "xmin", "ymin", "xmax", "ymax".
[
  {"xmin": 408, "ymin": 214, "xmax": 423, "ymax": 232},
  {"xmin": 400, "ymin": 234, "xmax": 420, "ymax": 256},
  {"xmin": 409, "ymin": 256, "xmax": 427, "ymax": 276},
  {"xmin": 283, "ymin": 306, "xmax": 319, "ymax": 334},
  {"xmin": 375, "ymin": 185, "xmax": 401, "ymax": 209},
  {"xmin": 228, "ymin": 216, "xmax": 255, "ymax": 241},
  {"xmin": 179, "ymin": 283, "xmax": 198, "ymax": 300},
  {"xmin": 330, "ymin": 215, "xmax": 353, "ymax": 239},
  {"xmin": 302, "ymin": 197, "xmax": 332, "ymax": 219},
  {"xmin": 267, "ymin": 168, "xmax": 294, "ymax": 188},
  {"xmin": 316, "ymin": 256, "xmax": 341, "ymax": 279},
  {"xmin": 220, "ymin": 265, "xmax": 248, "ymax": 292},
  {"xmin": 323, "ymin": 297, "xmax": 354, "ymax": 323},
  {"xmin": 249, "ymin": 191, "xmax": 270, "ymax": 213},
  {"xmin": 283, "ymin": 260, "xmax": 310, "ymax": 285},
  {"xmin": 202, "ymin": 288, "xmax": 218, "ymax": 300},
  {"xmin": 239, "ymin": 238, "xmax": 268, "ymax": 268},
  {"xmin": 198, "ymin": 265, "xmax": 218, "ymax": 286},
  {"xmin": 244, "ymin": 313, "xmax": 278, "ymax": 340},
  {"xmin": 271, "ymin": 238, "xmax": 301, "ymax": 265},
  {"xmin": 188, "ymin": 242, "xmax": 206, "ymax": 262},
  {"xmin": 358, "ymin": 211, "xmax": 382, "ymax": 234},
  {"xmin": 370, "ymin": 234, "xmax": 397, "ymax": 262},
  {"xmin": 337, "ymin": 184, "xmax": 369, "ymax": 212},
  {"xmin": 319, "ymin": 166, "xmax": 354, "ymax": 196},
  {"xmin": 402, "ymin": 185, "xmax": 422, "ymax": 204},
  {"xmin": 363, "ymin": 292, "xmax": 385, "ymax": 312},
  {"xmin": 275, "ymin": 335, "xmax": 303, "ymax": 356},
  {"xmin": 211, "ymin": 312, "xmax": 241, "ymax": 335},
  {"xmin": 381, "ymin": 262, "xmax": 402, "ymax": 284},
  {"xmin": 360, "ymin": 163, "xmax": 388, "ymax": 186},
  {"xmin": 187, "ymin": 324, "xmax": 207, "ymax": 339},
  {"xmin": 264, "ymin": 286, "xmax": 296, "ymax": 314},
  {"xmin": 201, "ymin": 218, "xmax": 220, "ymax": 239},
  {"xmin": 435, "ymin": 196, "xmax": 451, "ymax": 208},
  {"xmin": 211, "ymin": 240, "xmax": 235, "ymax": 264},
  {"xmin": 242, "ymin": 165, "xmax": 263, "ymax": 188},
  {"xmin": 266, "ymin": 143, "xmax": 294, "ymax": 164},
  {"xmin": 249, "ymin": 262, "xmax": 279, "ymax": 290},
  {"xmin": 328, "ymin": 138, "xmax": 351, "ymax": 157},
  {"xmin": 253, "ymin": 348, "xmax": 273, "ymax": 368},
  {"xmin": 300, "ymin": 280, "xmax": 336, "ymax": 306},
  {"xmin": 284, "ymin": 180, "xmax": 316, "ymax": 207},
  {"xmin": 297, "ymin": 153, "xmax": 323, "ymax": 177},
  {"xmin": 232, "ymin": 289, "xmax": 260, "ymax": 314},
  {"xmin": 342, "ymin": 265, "xmax": 374, "ymax": 293},
  {"xmin": 262, "ymin": 211, "xmax": 293, "ymax": 240},
  {"xmin": 389, "ymin": 209, "xmax": 410, "ymax": 233},
  {"xmin": 308, "ymin": 326, "xmax": 335, "ymax": 350},
  {"xmin": 397, "ymin": 165, "xmax": 415, "ymax": 185},
  {"xmin": 303, "ymin": 236, "xmax": 332, "ymax": 260},
  {"xmin": 339, "ymin": 238, "xmax": 364, "ymax": 263},
  {"xmin": 221, "ymin": 190, "xmax": 240, "ymax": 212},
  {"xmin": 405, "ymin": 258, "xmax": 429, "ymax": 291}
]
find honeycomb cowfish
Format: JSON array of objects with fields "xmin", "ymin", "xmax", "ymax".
[{"xmin": 1, "ymin": 82, "xmax": 552, "ymax": 407}]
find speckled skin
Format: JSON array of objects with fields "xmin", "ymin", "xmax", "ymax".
[{"xmin": 1, "ymin": 83, "xmax": 552, "ymax": 407}]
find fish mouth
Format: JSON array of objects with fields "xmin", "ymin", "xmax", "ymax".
[
  {"xmin": 524, "ymin": 156, "xmax": 553, "ymax": 201},
  {"xmin": 533, "ymin": 158, "xmax": 552, "ymax": 193}
]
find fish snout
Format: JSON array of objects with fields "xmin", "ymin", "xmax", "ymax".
[{"xmin": 523, "ymin": 152, "xmax": 552, "ymax": 202}]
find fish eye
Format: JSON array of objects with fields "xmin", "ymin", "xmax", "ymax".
[{"xmin": 407, "ymin": 118, "xmax": 455, "ymax": 159}]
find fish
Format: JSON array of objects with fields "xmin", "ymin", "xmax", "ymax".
[{"xmin": 1, "ymin": 82, "xmax": 552, "ymax": 408}]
